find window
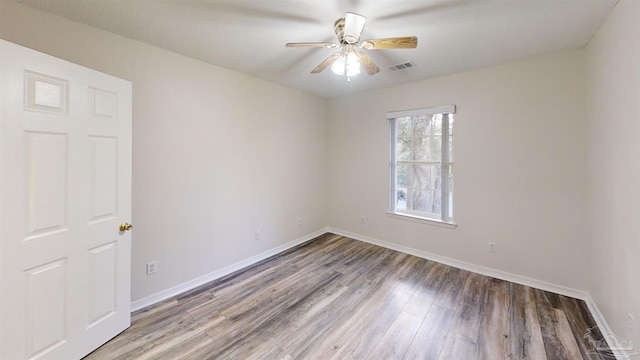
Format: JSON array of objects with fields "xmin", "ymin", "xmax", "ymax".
[{"xmin": 388, "ymin": 105, "xmax": 455, "ymax": 224}]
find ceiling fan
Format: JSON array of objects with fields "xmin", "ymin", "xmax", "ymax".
[{"xmin": 286, "ymin": 12, "xmax": 418, "ymax": 79}]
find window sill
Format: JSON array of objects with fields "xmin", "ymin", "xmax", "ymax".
[{"xmin": 386, "ymin": 212, "xmax": 458, "ymax": 229}]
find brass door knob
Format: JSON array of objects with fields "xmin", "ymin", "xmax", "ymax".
[{"xmin": 119, "ymin": 223, "xmax": 133, "ymax": 232}]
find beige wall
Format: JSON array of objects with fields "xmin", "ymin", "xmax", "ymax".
[
  {"xmin": 586, "ymin": 0, "xmax": 640, "ymax": 345},
  {"xmin": 0, "ymin": 0, "xmax": 328, "ymax": 301},
  {"xmin": 326, "ymin": 50, "xmax": 589, "ymax": 291}
]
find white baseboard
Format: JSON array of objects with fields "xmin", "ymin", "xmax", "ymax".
[
  {"xmin": 584, "ymin": 295, "xmax": 632, "ymax": 360},
  {"xmin": 130, "ymin": 227, "xmax": 329, "ymax": 312},
  {"xmin": 328, "ymin": 227, "xmax": 589, "ymax": 300}
]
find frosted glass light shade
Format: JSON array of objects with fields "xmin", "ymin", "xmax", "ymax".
[{"xmin": 331, "ymin": 52, "xmax": 361, "ymax": 76}]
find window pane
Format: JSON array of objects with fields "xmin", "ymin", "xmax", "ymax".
[
  {"xmin": 397, "ymin": 139, "xmax": 412, "ymax": 161},
  {"xmin": 413, "ymin": 136, "xmax": 441, "ymax": 161},
  {"xmin": 396, "ymin": 117, "xmax": 413, "ymax": 161},
  {"xmin": 397, "ymin": 164, "xmax": 441, "ymax": 212},
  {"xmin": 397, "ymin": 115, "xmax": 444, "ymax": 162},
  {"xmin": 406, "ymin": 164, "xmax": 441, "ymax": 191},
  {"xmin": 395, "ymin": 163, "xmax": 408, "ymax": 210},
  {"xmin": 396, "ymin": 189, "xmax": 407, "ymax": 211},
  {"xmin": 431, "ymin": 114, "xmax": 443, "ymax": 136},
  {"xmin": 396, "ymin": 163, "xmax": 409, "ymax": 188},
  {"xmin": 390, "ymin": 109, "xmax": 454, "ymax": 222},
  {"xmin": 407, "ymin": 188, "xmax": 441, "ymax": 215},
  {"xmin": 404, "ymin": 164, "xmax": 442, "ymax": 214}
]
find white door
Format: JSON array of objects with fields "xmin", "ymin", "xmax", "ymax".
[{"xmin": 0, "ymin": 40, "xmax": 132, "ymax": 360}]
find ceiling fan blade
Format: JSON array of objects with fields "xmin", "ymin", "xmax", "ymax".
[
  {"xmin": 355, "ymin": 52, "xmax": 380, "ymax": 76},
  {"xmin": 286, "ymin": 42, "xmax": 338, "ymax": 48},
  {"xmin": 311, "ymin": 53, "xmax": 342, "ymax": 74},
  {"xmin": 343, "ymin": 12, "xmax": 367, "ymax": 44},
  {"xmin": 361, "ymin": 36, "xmax": 418, "ymax": 50}
]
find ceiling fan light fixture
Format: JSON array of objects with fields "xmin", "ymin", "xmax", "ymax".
[
  {"xmin": 286, "ymin": 12, "xmax": 417, "ymax": 78},
  {"xmin": 331, "ymin": 51, "xmax": 361, "ymax": 77}
]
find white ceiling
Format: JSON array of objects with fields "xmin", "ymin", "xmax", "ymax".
[{"xmin": 18, "ymin": 0, "xmax": 617, "ymax": 98}]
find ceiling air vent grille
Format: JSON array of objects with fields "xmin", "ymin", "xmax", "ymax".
[{"xmin": 390, "ymin": 61, "xmax": 416, "ymax": 71}]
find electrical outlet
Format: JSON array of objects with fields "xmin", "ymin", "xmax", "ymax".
[
  {"xmin": 488, "ymin": 242, "xmax": 497, "ymax": 253},
  {"xmin": 146, "ymin": 261, "xmax": 157, "ymax": 275},
  {"xmin": 361, "ymin": 216, "xmax": 366, "ymax": 223},
  {"xmin": 255, "ymin": 230, "xmax": 261, "ymax": 240},
  {"xmin": 297, "ymin": 217, "xmax": 302, "ymax": 226}
]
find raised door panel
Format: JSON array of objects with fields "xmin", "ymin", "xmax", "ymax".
[
  {"xmin": 25, "ymin": 132, "xmax": 68, "ymax": 240},
  {"xmin": 24, "ymin": 259, "xmax": 67, "ymax": 359},
  {"xmin": 89, "ymin": 87, "xmax": 118, "ymax": 122},
  {"xmin": 89, "ymin": 136, "xmax": 118, "ymax": 223},
  {"xmin": 87, "ymin": 242, "xmax": 118, "ymax": 328}
]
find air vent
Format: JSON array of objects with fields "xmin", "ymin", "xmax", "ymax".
[{"xmin": 390, "ymin": 61, "xmax": 416, "ymax": 71}]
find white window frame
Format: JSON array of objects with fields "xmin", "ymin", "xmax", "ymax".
[{"xmin": 387, "ymin": 105, "xmax": 457, "ymax": 228}]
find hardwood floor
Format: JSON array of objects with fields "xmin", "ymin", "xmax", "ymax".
[{"xmin": 84, "ymin": 234, "xmax": 611, "ymax": 360}]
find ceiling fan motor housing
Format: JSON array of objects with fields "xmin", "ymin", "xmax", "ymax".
[{"xmin": 334, "ymin": 18, "xmax": 346, "ymax": 44}]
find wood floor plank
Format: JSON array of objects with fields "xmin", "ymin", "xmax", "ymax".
[
  {"xmin": 325, "ymin": 255, "xmax": 428, "ymax": 359},
  {"xmin": 292, "ymin": 267, "xmax": 411, "ymax": 358},
  {"xmin": 433, "ymin": 266, "xmax": 469, "ymax": 310},
  {"xmin": 369, "ymin": 311, "xmax": 424, "ymax": 359},
  {"xmin": 113, "ymin": 314, "xmax": 220, "ymax": 360},
  {"xmin": 365, "ymin": 250, "xmax": 412, "ymax": 284},
  {"xmin": 84, "ymin": 311, "xmax": 195, "ymax": 359},
  {"xmin": 228, "ymin": 243, "xmax": 397, "ymax": 359},
  {"xmin": 554, "ymin": 309, "xmax": 586, "ymax": 360},
  {"xmin": 438, "ymin": 272, "xmax": 488, "ymax": 360},
  {"xmin": 130, "ymin": 297, "xmax": 178, "ymax": 322},
  {"xmin": 559, "ymin": 295, "xmax": 610, "ymax": 360},
  {"xmin": 403, "ymin": 305, "xmax": 455, "ymax": 360},
  {"xmin": 226, "ymin": 275, "xmax": 369, "ymax": 359},
  {"xmin": 250, "ymin": 345, "xmax": 294, "ymax": 360},
  {"xmin": 282, "ymin": 245, "xmax": 400, "ymax": 357},
  {"xmin": 317, "ymin": 236, "xmax": 366, "ymax": 268},
  {"xmin": 335, "ymin": 244, "xmax": 392, "ymax": 278},
  {"xmin": 453, "ymin": 272, "xmax": 489, "ymax": 340},
  {"xmin": 510, "ymin": 283, "xmax": 547, "ymax": 360},
  {"xmin": 537, "ymin": 303, "xmax": 584, "ymax": 360},
  {"xmin": 203, "ymin": 267, "xmax": 341, "ymax": 358},
  {"xmin": 401, "ymin": 261, "xmax": 451, "ymax": 320},
  {"xmin": 440, "ymin": 334, "xmax": 478, "ymax": 360},
  {"xmin": 202, "ymin": 234, "xmax": 343, "ymax": 299},
  {"xmin": 328, "ymin": 286, "xmax": 414, "ymax": 359},
  {"xmin": 268, "ymin": 279, "xmax": 376, "ymax": 358},
  {"xmin": 476, "ymin": 278, "xmax": 512, "ymax": 360},
  {"xmin": 83, "ymin": 233, "xmax": 606, "ymax": 360},
  {"xmin": 152, "ymin": 332, "xmax": 214, "ymax": 360},
  {"xmin": 216, "ymin": 262, "xmax": 327, "ymax": 319},
  {"xmin": 210, "ymin": 263, "xmax": 300, "ymax": 303},
  {"xmin": 224, "ymin": 242, "xmax": 394, "ymax": 358},
  {"xmin": 399, "ymin": 260, "xmax": 439, "ymax": 319}
]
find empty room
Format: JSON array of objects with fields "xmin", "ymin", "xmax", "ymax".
[{"xmin": 1, "ymin": 0, "xmax": 639, "ymax": 359}]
